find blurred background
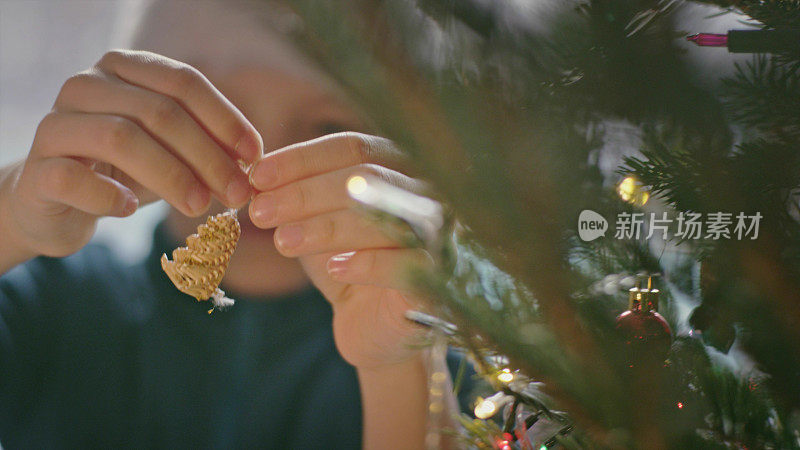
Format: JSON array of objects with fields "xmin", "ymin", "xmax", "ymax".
[{"xmin": 0, "ymin": 0, "xmax": 160, "ymax": 262}]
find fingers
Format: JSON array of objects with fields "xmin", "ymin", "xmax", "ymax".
[
  {"xmin": 35, "ymin": 157, "xmax": 139, "ymax": 217},
  {"xmin": 249, "ymin": 164, "xmax": 419, "ymax": 228},
  {"xmin": 53, "ymin": 70, "xmax": 251, "ymax": 208},
  {"xmin": 34, "ymin": 111, "xmax": 210, "ymax": 216},
  {"xmin": 326, "ymin": 248, "xmax": 434, "ymax": 291},
  {"xmin": 95, "ymin": 50, "xmax": 263, "ymax": 162},
  {"xmin": 274, "ymin": 209, "xmax": 406, "ymax": 257},
  {"xmin": 249, "ymin": 132, "xmax": 407, "ymax": 191}
]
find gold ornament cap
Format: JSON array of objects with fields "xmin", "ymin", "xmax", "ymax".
[
  {"xmin": 628, "ymin": 277, "xmax": 660, "ymax": 312},
  {"xmin": 628, "ymin": 287, "xmax": 641, "ymax": 310}
]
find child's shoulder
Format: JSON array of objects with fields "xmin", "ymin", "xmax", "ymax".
[{"xmin": 1, "ymin": 242, "xmax": 154, "ymax": 325}]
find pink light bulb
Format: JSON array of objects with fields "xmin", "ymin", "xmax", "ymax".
[{"xmin": 687, "ymin": 33, "xmax": 728, "ymax": 47}]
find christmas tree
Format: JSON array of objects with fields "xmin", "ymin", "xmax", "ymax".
[{"xmin": 278, "ymin": 0, "xmax": 800, "ymax": 448}]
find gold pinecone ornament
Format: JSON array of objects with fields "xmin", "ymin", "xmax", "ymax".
[{"xmin": 161, "ymin": 210, "xmax": 241, "ymax": 312}]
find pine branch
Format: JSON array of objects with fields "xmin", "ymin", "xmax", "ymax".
[
  {"xmin": 722, "ymin": 56, "xmax": 800, "ymax": 136},
  {"xmin": 279, "ymin": 0, "xmax": 800, "ymax": 447},
  {"xmin": 693, "ymin": 0, "xmax": 800, "ymax": 30}
]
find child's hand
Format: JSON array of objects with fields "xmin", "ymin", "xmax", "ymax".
[
  {"xmin": 0, "ymin": 50, "xmax": 261, "ymax": 261},
  {"xmin": 248, "ymin": 132, "xmax": 432, "ymax": 370}
]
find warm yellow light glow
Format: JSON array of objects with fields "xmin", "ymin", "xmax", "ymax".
[
  {"xmin": 474, "ymin": 398, "xmax": 498, "ymax": 419},
  {"xmin": 347, "ymin": 175, "xmax": 368, "ymax": 196},
  {"xmin": 617, "ymin": 175, "xmax": 650, "ymax": 206},
  {"xmin": 429, "ymin": 402, "xmax": 444, "ymax": 413},
  {"xmin": 617, "ymin": 176, "xmax": 636, "ymax": 202},
  {"xmin": 639, "ymin": 192, "xmax": 650, "ymax": 205},
  {"xmin": 497, "ymin": 368, "xmax": 514, "ymax": 383},
  {"xmin": 431, "ymin": 371, "xmax": 447, "ymax": 383}
]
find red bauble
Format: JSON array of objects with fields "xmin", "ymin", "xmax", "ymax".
[{"xmin": 615, "ymin": 309, "xmax": 672, "ymax": 367}]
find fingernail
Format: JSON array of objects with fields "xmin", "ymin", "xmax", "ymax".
[
  {"xmin": 235, "ymin": 132, "xmax": 263, "ymax": 162},
  {"xmin": 226, "ymin": 174, "xmax": 252, "ymax": 206},
  {"xmin": 276, "ymin": 224, "xmax": 304, "ymax": 250},
  {"xmin": 250, "ymin": 160, "xmax": 278, "ymax": 190},
  {"xmin": 251, "ymin": 193, "xmax": 277, "ymax": 226},
  {"xmin": 186, "ymin": 183, "xmax": 210, "ymax": 215},
  {"xmin": 327, "ymin": 251, "xmax": 355, "ymax": 276},
  {"xmin": 122, "ymin": 193, "xmax": 139, "ymax": 216}
]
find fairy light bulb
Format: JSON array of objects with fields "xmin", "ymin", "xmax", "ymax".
[
  {"xmin": 474, "ymin": 392, "xmax": 512, "ymax": 419},
  {"xmin": 345, "ymin": 173, "xmax": 444, "ymax": 248},
  {"xmin": 474, "ymin": 398, "xmax": 497, "ymax": 419},
  {"xmin": 617, "ymin": 175, "xmax": 650, "ymax": 206},
  {"xmin": 495, "ymin": 437, "xmax": 511, "ymax": 450},
  {"xmin": 346, "ymin": 175, "xmax": 368, "ymax": 196},
  {"xmin": 497, "ymin": 368, "xmax": 514, "ymax": 383}
]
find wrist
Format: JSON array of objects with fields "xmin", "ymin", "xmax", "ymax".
[
  {"xmin": 0, "ymin": 162, "xmax": 37, "ymax": 273},
  {"xmin": 356, "ymin": 349, "xmax": 458, "ymax": 450},
  {"xmin": 356, "ymin": 351, "xmax": 428, "ymax": 379},
  {"xmin": 357, "ymin": 352, "xmax": 430, "ymax": 450}
]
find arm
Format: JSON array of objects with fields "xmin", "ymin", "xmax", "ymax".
[
  {"xmin": 247, "ymin": 133, "xmax": 460, "ymax": 449},
  {"xmin": 359, "ymin": 352, "xmax": 459, "ymax": 450},
  {"xmin": 0, "ymin": 50, "xmax": 262, "ymax": 277}
]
